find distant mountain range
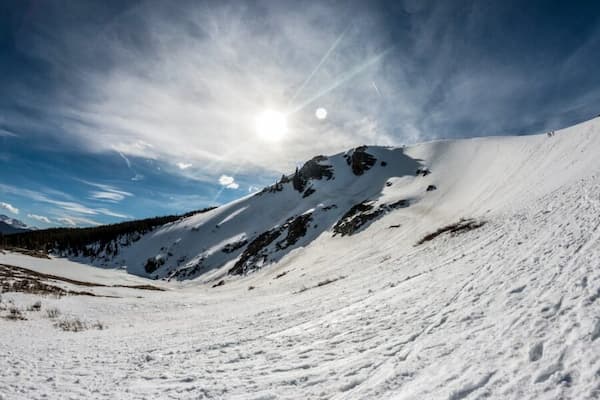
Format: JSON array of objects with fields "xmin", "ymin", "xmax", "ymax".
[{"xmin": 0, "ymin": 214, "xmax": 33, "ymax": 234}]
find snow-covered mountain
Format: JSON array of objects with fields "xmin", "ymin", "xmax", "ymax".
[
  {"xmin": 92, "ymin": 145, "xmax": 428, "ymax": 281},
  {"xmin": 0, "ymin": 214, "xmax": 31, "ymax": 234},
  {"xmin": 79, "ymin": 116, "xmax": 600, "ymax": 286},
  {"xmin": 2, "ymin": 117, "xmax": 600, "ymax": 399}
]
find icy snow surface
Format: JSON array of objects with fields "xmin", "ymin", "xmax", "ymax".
[{"xmin": 1, "ymin": 118, "xmax": 600, "ymax": 399}]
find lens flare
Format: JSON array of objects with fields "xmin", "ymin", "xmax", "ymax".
[
  {"xmin": 315, "ymin": 108, "xmax": 328, "ymax": 120},
  {"xmin": 255, "ymin": 110, "xmax": 288, "ymax": 141}
]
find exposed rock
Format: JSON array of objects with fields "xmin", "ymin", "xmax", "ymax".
[
  {"xmin": 222, "ymin": 240, "xmax": 248, "ymax": 254},
  {"xmin": 274, "ymin": 271, "xmax": 288, "ymax": 279},
  {"xmin": 385, "ymin": 199, "xmax": 410, "ymax": 209},
  {"xmin": 292, "ymin": 156, "xmax": 334, "ymax": 192},
  {"xmin": 144, "ymin": 256, "xmax": 165, "ymax": 274},
  {"xmin": 333, "ymin": 201, "xmax": 381, "ymax": 237},
  {"xmin": 344, "ymin": 146, "xmax": 377, "ymax": 175},
  {"xmin": 276, "ymin": 213, "xmax": 312, "ymax": 250},
  {"xmin": 167, "ymin": 258, "xmax": 205, "ymax": 280},
  {"xmin": 229, "ymin": 213, "xmax": 313, "ymax": 275},
  {"xmin": 302, "ymin": 187, "xmax": 316, "ymax": 198},
  {"xmin": 416, "ymin": 167, "xmax": 431, "ymax": 177},
  {"xmin": 229, "ymin": 229, "xmax": 282, "ymax": 275},
  {"xmin": 426, "ymin": 185, "xmax": 437, "ymax": 192},
  {"xmin": 333, "ymin": 199, "xmax": 410, "ymax": 237},
  {"xmin": 211, "ymin": 280, "xmax": 225, "ymax": 288}
]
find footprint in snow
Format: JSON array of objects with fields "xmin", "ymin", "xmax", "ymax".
[{"xmin": 529, "ymin": 341, "xmax": 544, "ymax": 362}]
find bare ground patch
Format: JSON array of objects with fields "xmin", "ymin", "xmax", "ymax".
[
  {"xmin": 415, "ymin": 218, "xmax": 486, "ymax": 246},
  {"xmin": 0, "ymin": 263, "xmax": 164, "ymax": 297}
]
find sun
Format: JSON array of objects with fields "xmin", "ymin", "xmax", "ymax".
[{"xmin": 255, "ymin": 110, "xmax": 288, "ymax": 141}]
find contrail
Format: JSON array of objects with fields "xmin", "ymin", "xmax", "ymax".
[
  {"xmin": 287, "ymin": 28, "xmax": 349, "ymax": 107},
  {"xmin": 290, "ymin": 47, "xmax": 394, "ymax": 114},
  {"xmin": 372, "ymin": 81, "xmax": 381, "ymax": 96}
]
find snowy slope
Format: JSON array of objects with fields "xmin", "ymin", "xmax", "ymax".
[
  {"xmin": 105, "ymin": 145, "xmax": 424, "ymax": 281},
  {"xmin": 1, "ymin": 117, "xmax": 600, "ymax": 399},
  {"xmin": 87, "ymin": 116, "xmax": 600, "ymax": 285}
]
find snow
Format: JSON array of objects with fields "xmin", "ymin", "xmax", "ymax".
[{"xmin": 1, "ymin": 117, "xmax": 600, "ymax": 398}]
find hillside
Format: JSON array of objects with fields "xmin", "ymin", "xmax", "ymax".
[
  {"xmin": 1, "ymin": 117, "xmax": 600, "ymax": 399},
  {"xmin": 28, "ymin": 116, "xmax": 599, "ymax": 286},
  {"xmin": 0, "ymin": 215, "xmax": 31, "ymax": 234}
]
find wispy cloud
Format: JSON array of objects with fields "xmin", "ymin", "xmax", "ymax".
[
  {"xmin": 0, "ymin": 201, "xmax": 19, "ymax": 214},
  {"xmin": 7, "ymin": 1, "xmax": 396, "ymax": 177},
  {"xmin": 0, "ymin": 183, "xmax": 127, "ymax": 220},
  {"xmin": 95, "ymin": 208, "xmax": 130, "ymax": 219},
  {"xmin": 5, "ymin": 0, "xmax": 600, "ymax": 185},
  {"xmin": 57, "ymin": 215, "xmax": 101, "ymax": 227},
  {"xmin": 0, "ymin": 128, "xmax": 18, "ymax": 137},
  {"xmin": 28, "ymin": 214, "xmax": 51, "ymax": 224},
  {"xmin": 81, "ymin": 180, "xmax": 133, "ymax": 203}
]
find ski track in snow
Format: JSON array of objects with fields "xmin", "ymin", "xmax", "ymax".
[{"xmin": 2, "ymin": 121, "xmax": 600, "ymax": 399}]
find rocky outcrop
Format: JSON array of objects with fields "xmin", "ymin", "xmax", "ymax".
[
  {"xmin": 292, "ymin": 156, "xmax": 334, "ymax": 193},
  {"xmin": 229, "ymin": 213, "xmax": 313, "ymax": 275},
  {"xmin": 416, "ymin": 167, "xmax": 431, "ymax": 177},
  {"xmin": 333, "ymin": 199, "xmax": 410, "ymax": 237},
  {"xmin": 222, "ymin": 239, "xmax": 248, "ymax": 254},
  {"xmin": 344, "ymin": 146, "xmax": 377, "ymax": 175},
  {"xmin": 276, "ymin": 213, "xmax": 312, "ymax": 250}
]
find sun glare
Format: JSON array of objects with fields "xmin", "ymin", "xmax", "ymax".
[{"xmin": 255, "ymin": 110, "xmax": 288, "ymax": 141}]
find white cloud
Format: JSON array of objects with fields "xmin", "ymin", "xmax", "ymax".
[
  {"xmin": 218, "ymin": 175, "xmax": 239, "ymax": 189},
  {"xmin": 28, "ymin": 214, "xmax": 51, "ymax": 224},
  {"xmin": 0, "ymin": 202, "xmax": 19, "ymax": 214},
  {"xmin": 218, "ymin": 175, "xmax": 235, "ymax": 186},
  {"xmin": 177, "ymin": 162, "xmax": 192, "ymax": 170}
]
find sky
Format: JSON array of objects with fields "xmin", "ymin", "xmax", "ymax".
[{"xmin": 1, "ymin": 0, "xmax": 600, "ymax": 228}]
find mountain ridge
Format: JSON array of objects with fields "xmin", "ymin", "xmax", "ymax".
[{"xmin": 3, "ymin": 115, "xmax": 600, "ymax": 284}]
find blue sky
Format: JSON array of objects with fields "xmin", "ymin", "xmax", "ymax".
[{"xmin": 1, "ymin": 0, "xmax": 600, "ymax": 228}]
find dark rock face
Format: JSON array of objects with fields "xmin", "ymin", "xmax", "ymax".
[
  {"xmin": 426, "ymin": 185, "xmax": 437, "ymax": 192},
  {"xmin": 144, "ymin": 257, "xmax": 165, "ymax": 274},
  {"xmin": 302, "ymin": 187, "xmax": 316, "ymax": 198},
  {"xmin": 333, "ymin": 201, "xmax": 380, "ymax": 237},
  {"xmin": 292, "ymin": 156, "xmax": 334, "ymax": 193},
  {"xmin": 416, "ymin": 167, "xmax": 431, "ymax": 177},
  {"xmin": 276, "ymin": 213, "xmax": 312, "ymax": 250},
  {"xmin": 229, "ymin": 213, "xmax": 313, "ymax": 275},
  {"xmin": 333, "ymin": 199, "xmax": 410, "ymax": 237},
  {"xmin": 222, "ymin": 239, "xmax": 248, "ymax": 254},
  {"xmin": 211, "ymin": 279, "xmax": 225, "ymax": 288},
  {"xmin": 344, "ymin": 146, "xmax": 377, "ymax": 175},
  {"xmin": 167, "ymin": 258, "xmax": 205, "ymax": 280}
]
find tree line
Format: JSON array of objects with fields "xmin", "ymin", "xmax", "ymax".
[{"xmin": 0, "ymin": 207, "xmax": 216, "ymax": 255}]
